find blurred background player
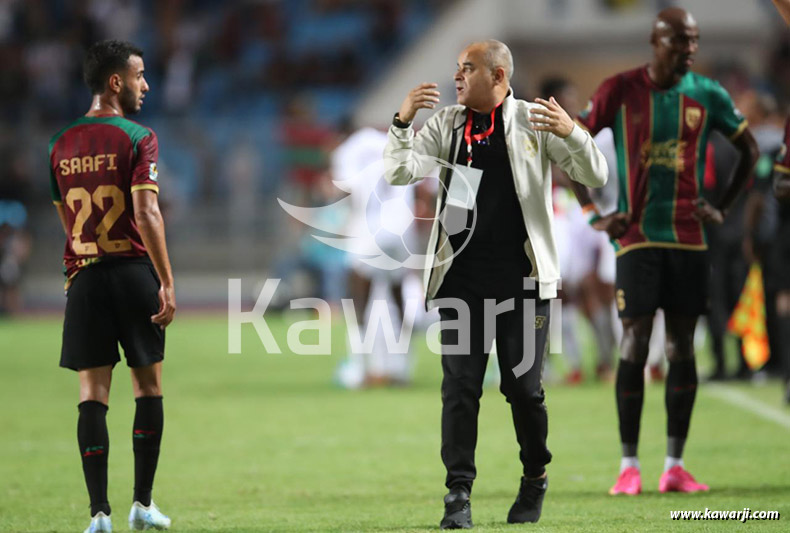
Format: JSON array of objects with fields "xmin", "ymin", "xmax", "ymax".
[
  {"xmin": 0, "ymin": 199, "xmax": 31, "ymax": 315},
  {"xmin": 772, "ymin": 108, "xmax": 790, "ymax": 404},
  {"xmin": 771, "ymin": 0, "xmax": 790, "ymax": 403},
  {"xmin": 49, "ymin": 40, "xmax": 175, "ymax": 532},
  {"xmin": 540, "ymin": 76, "xmax": 616, "ymax": 384},
  {"xmin": 331, "ymin": 123, "xmax": 419, "ymax": 388},
  {"xmin": 705, "ymin": 88, "xmax": 785, "ymax": 382},
  {"xmin": 272, "ymin": 168, "xmax": 350, "ymax": 311},
  {"xmin": 573, "ymin": 8, "xmax": 759, "ymax": 495}
]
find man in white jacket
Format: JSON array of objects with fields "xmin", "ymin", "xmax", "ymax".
[{"xmin": 384, "ymin": 40, "xmax": 607, "ymax": 528}]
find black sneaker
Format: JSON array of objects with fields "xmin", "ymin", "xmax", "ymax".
[
  {"xmin": 507, "ymin": 475, "xmax": 548, "ymax": 524},
  {"xmin": 440, "ymin": 486, "xmax": 472, "ymax": 529}
]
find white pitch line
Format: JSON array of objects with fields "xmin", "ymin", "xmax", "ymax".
[{"xmin": 706, "ymin": 384, "xmax": 790, "ymax": 430}]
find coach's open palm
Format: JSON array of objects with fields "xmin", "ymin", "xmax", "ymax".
[
  {"xmin": 398, "ymin": 83, "xmax": 441, "ymax": 124},
  {"xmin": 529, "ymin": 97, "xmax": 575, "ymax": 138},
  {"xmin": 152, "ymin": 285, "xmax": 176, "ymax": 328}
]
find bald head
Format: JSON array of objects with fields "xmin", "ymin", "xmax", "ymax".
[
  {"xmin": 455, "ymin": 39, "xmax": 512, "ymax": 112},
  {"xmin": 649, "ymin": 7, "xmax": 699, "ymax": 85},
  {"xmin": 467, "ymin": 39, "xmax": 514, "ymax": 82},
  {"xmin": 652, "ymin": 7, "xmax": 698, "ymax": 40}
]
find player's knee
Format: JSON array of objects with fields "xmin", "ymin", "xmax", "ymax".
[
  {"xmin": 619, "ymin": 336, "xmax": 650, "ymax": 365},
  {"xmin": 134, "ymin": 383, "xmax": 162, "ymax": 398},
  {"xmin": 620, "ymin": 317, "xmax": 652, "ymax": 365},
  {"xmin": 665, "ymin": 340, "xmax": 694, "ymax": 363},
  {"xmin": 80, "ymin": 384, "xmax": 110, "ymax": 404}
]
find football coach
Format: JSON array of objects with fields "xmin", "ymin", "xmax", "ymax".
[{"xmin": 383, "ymin": 40, "xmax": 608, "ymax": 528}]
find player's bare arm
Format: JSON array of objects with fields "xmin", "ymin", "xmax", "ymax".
[
  {"xmin": 133, "ymin": 189, "xmax": 176, "ymax": 327},
  {"xmin": 693, "ymin": 129, "xmax": 759, "ymax": 224},
  {"xmin": 775, "ymin": 167, "xmax": 790, "ymax": 201},
  {"xmin": 530, "ymin": 97, "xmax": 575, "ymax": 138},
  {"xmin": 773, "ymin": 0, "xmax": 790, "ymax": 26},
  {"xmin": 566, "ymin": 180, "xmax": 630, "ymax": 239},
  {"xmin": 397, "ymin": 82, "xmax": 440, "ymax": 124}
]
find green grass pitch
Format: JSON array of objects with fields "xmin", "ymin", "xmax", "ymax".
[{"xmin": 1, "ymin": 314, "xmax": 789, "ymax": 532}]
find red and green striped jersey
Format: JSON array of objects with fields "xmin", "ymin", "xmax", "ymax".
[
  {"xmin": 49, "ymin": 115, "xmax": 160, "ymax": 283},
  {"xmin": 578, "ymin": 66, "xmax": 747, "ymax": 256}
]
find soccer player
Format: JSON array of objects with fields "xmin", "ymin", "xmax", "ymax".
[
  {"xmin": 772, "ymin": 115, "xmax": 790, "ymax": 403},
  {"xmin": 331, "ymin": 125, "xmax": 418, "ymax": 388},
  {"xmin": 49, "ymin": 40, "xmax": 175, "ymax": 532},
  {"xmin": 573, "ymin": 8, "xmax": 759, "ymax": 494}
]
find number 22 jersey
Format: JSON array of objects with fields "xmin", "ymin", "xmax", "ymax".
[{"xmin": 49, "ymin": 115, "xmax": 160, "ymax": 284}]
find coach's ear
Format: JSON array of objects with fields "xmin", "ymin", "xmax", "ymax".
[{"xmin": 493, "ymin": 65, "xmax": 506, "ymax": 85}]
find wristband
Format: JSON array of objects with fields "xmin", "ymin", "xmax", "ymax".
[
  {"xmin": 582, "ymin": 203, "xmax": 601, "ymax": 225},
  {"xmin": 392, "ymin": 113, "xmax": 411, "ymax": 129}
]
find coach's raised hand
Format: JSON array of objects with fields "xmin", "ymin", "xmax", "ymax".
[
  {"xmin": 397, "ymin": 83, "xmax": 440, "ymax": 124},
  {"xmin": 530, "ymin": 96, "xmax": 575, "ymax": 138}
]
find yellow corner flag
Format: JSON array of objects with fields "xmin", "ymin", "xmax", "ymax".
[{"xmin": 727, "ymin": 263, "xmax": 770, "ymax": 370}]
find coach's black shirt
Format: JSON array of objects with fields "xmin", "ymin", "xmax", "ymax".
[{"xmin": 441, "ymin": 104, "xmax": 532, "ymax": 299}]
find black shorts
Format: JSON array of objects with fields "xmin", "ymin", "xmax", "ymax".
[
  {"xmin": 615, "ymin": 247, "xmax": 709, "ymax": 318},
  {"xmin": 60, "ymin": 258, "xmax": 164, "ymax": 371}
]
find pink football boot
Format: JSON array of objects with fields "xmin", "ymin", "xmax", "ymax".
[
  {"xmin": 659, "ymin": 466, "xmax": 710, "ymax": 493},
  {"xmin": 609, "ymin": 467, "xmax": 642, "ymax": 495}
]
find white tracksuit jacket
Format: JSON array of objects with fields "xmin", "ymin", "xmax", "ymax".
[{"xmin": 383, "ymin": 90, "xmax": 608, "ymax": 307}]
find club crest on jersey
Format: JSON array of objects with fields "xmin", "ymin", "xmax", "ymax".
[
  {"xmin": 685, "ymin": 107, "xmax": 702, "ymax": 130},
  {"xmin": 149, "ymin": 163, "xmax": 158, "ymax": 182},
  {"xmin": 534, "ymin": 315, "xmax": 546, "ymax": 329}
]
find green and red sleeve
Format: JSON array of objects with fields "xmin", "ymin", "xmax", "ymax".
[{"xmin": 576, "ymin": 74, "xmax": 623, "ymax": 136}]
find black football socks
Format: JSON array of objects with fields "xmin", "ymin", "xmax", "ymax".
[
  {"xmin": 78, "ymin": 400, "xmax": 111, "ymax": 516},
  {"xmin": 615, "ymin": 360, "xmax": 644, "ymax": 457},
  {"xmin": 665, "ymin": 360, "xmax": 697, "ymax": 458},
  {"xmin": 132, "ymin": 396, "xmax": 164, "ymax": 506}
]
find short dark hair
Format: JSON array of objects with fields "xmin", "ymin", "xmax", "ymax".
[
  {"xmin": 83, "ymin": 40, "xmax": 144, "ymax": 95},
  {"xmin": 539, "ymin": 76, "xmax": 572, "ymax": 100}
]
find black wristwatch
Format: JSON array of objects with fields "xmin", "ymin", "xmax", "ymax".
[{"xmin": 392, "ymin": 113, "xmax": 411, "ymax": 129}]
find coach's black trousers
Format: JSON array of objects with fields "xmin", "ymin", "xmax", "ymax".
[{"xmin": 437, "ymin": 271, "xmax": 552, "ymax": 491}]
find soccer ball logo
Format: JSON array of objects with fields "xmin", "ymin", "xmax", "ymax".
[{"xmin": 278, "ymin": 156, "xmax": 478, "ymax": 271}]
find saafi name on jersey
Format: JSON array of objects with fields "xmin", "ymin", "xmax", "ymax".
[{"xmin": 58, "ymin": 153, "xmax": 118, "ymax": 175}]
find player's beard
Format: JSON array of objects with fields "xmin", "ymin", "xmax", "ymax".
[{"xmin": 119, "ymin": 85, "xmax": 140, "ymax": 115}]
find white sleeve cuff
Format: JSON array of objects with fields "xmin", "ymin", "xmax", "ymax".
[
  {"xmin": 389, "ymin": 124, "xmax": 414, "ymax": 141},
  {"xmin": 563, "ymin": 123, "xmax": 588, "ymax": 152}
]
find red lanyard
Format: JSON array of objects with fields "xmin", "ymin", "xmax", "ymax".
[{"xmin": 464, "ymin": 102, "xmax": 501, "ymax": 166}]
